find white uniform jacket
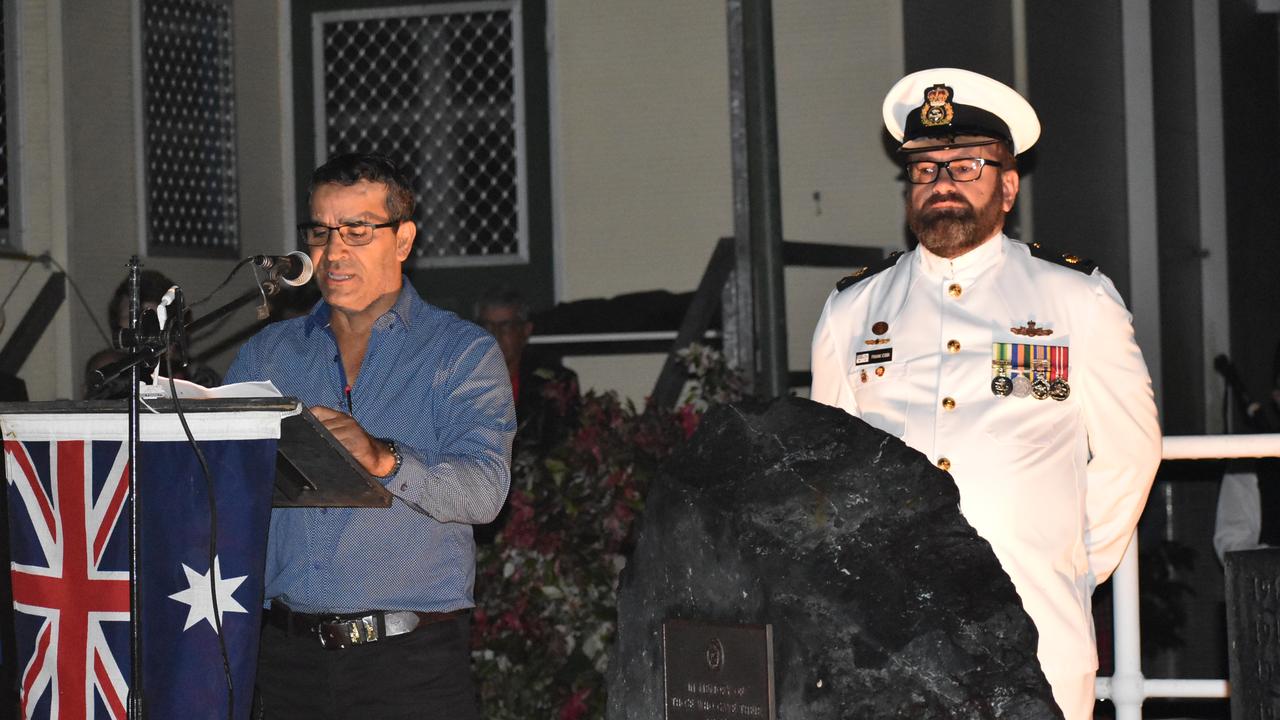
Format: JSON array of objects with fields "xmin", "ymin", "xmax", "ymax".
[{"xmin": 811, "ymin": 234, "xmax": 1161, "ymax": 678}]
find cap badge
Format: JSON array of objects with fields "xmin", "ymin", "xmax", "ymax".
[{"xmin": 920, "ymin": 84, "xmax": 955, "ymax": 128}]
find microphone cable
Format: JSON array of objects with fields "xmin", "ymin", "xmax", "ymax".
[
  {"xmin": 187, "ymin": 257, "xmax": 257, "ymax": 311},
  {"xmin": 159, "ymin": 300, "xmax": 236, "ymax": 720},
  {"xmin": 0, "ymin": 255, "xmax": 36, "ymax": 316},
  {"xmin": 0, "ymin": 251, "xmax": 112, "ymax": 346},
  {"xmin": 189, "ymin": 253, "xmax": 313, "ymax": 313}
]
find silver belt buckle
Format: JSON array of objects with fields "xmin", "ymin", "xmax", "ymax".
[
  {"xmin": 317, "ymin": 614, "xmax": 379, "ymax": 650},
  {"xmin": 382, "ymin": 611, "xmax": 421, "ymax": 637}
]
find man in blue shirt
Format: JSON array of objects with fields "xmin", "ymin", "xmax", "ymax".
[{"xmin": 225, "ymin": 153, "xmax": 514, "ymax": 719}]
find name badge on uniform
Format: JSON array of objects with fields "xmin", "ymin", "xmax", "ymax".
[
  {"xmin": 991, "ymin": 343, "xmax": 1069, "ymax": 400},
  {"xmin": 855, "ymin": 348, "xmax": 893, "ymax": 366}
]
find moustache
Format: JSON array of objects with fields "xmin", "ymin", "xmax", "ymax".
[{"xmin": 922, "ymin": 193, "xmax": 974, "ymax": 212}]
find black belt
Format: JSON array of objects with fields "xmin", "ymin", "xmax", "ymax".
[{"xmin": 267, "ymin": 600, "xmax": 468, "ymax": 650}]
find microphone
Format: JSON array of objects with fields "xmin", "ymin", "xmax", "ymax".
[
  {"xmin": 250, "ymin": 251, "xmax": 313, "ymax": 287},
  {"xmin": 1214, "ymin": 354, "xmax": 1263, "ymax": 421}
]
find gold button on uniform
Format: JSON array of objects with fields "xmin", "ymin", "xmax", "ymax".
[
  {"xmin": 947, "ymin": 339, "xmax": 961, "ymax": 353},
  {"xmin": 948, "ymin": 283, "xmax": 962, "ymax": 298},
  {"xmin": 937, "ymin": 457, "xmax": 951, "ymax": 471},
  {"xmin": 942, "ymin": 397, "xmax": 956, "ymax": 411}
]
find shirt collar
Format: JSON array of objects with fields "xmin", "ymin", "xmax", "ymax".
[
  {"xmin": 916, "ymin": 231, "xmax": 1006, "ymax": 279},
  {"xmin": 304, "ymin": 276, "xmax": 420, "ymax": 335}
]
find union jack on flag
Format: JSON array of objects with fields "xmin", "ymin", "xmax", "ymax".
[
  {"xmin": 6, "ymin": 437, "xmax": 132, "ymax": 720},
  {"xmin": 3, "ymin": 407, "xmax": 282, "ymax": 720}
]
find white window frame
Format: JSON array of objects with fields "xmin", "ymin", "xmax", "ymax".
[{"xmin": 311, "ymin": 1, "xmax": 530, "ymax": 268}]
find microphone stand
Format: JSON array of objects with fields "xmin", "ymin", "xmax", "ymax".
[
  {"xmin": 91, "ymin": 276, "xmax": 285, "ymax": 396},
  {"xmin": 1214, "ymin": 354, "xmax": 1274, "ymax": 434},
  {"xmin": 126, "ymin": 258, "xmax": 143, "ymax": 720},
  {"xmin": 114, "ymin": 261, "xmax": 285, "ymax": 719},
  {"xmin": 184, "ymin": 282, "xmax": 280, "ymax": 336}
]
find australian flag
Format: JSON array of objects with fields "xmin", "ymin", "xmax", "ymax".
[{"xmin": 4, "ymin": 410, "xmax": 280, "ymax": 719}]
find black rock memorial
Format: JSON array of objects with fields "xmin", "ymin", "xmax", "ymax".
[
  {"xmin": 606, "ymin": 397, "xmax": 1060, "ymax": 719},
  {"xmin": 1224, "ymin": 548, "xmax": 1280, "ymax": 720}
]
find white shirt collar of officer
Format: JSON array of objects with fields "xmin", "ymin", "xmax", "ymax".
[{"xmin": 916, "ymin": 231, "xmax": 1006, "ymax": 280}]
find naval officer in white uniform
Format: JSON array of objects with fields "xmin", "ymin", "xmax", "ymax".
[{"xmin": 810, "ymin": 68, "xmax": 1162, "ymax": 719}]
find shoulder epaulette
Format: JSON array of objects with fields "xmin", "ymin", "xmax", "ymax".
[
  {"xmin": 1026, "ymin": 242, "xmax": 1097, "ymax": 275},
  {"xmin": 836, "ymin": 251, "xmax": 903, "ymax": 292}
]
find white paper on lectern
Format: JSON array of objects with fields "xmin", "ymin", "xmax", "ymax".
[{"xmin": 140, "ymin": 374, "xmax": 283, "ymax": 401}]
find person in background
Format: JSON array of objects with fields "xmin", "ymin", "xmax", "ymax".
[
  {"xmin": 86, "ymin": 270, "xmax": 220, "ymax": 397},
  {"xmin": 474, "ymin": 285, "xmax": 579, "ymax": 451},
  {"xmin": 810, "ymin": 68, "xmax": 1162, "ymax": 719},
  {"xmin": 1214, "ymin": 346, "xmax": 1280, "ymax": 562},
  {"xmin": 1214, "ymin": 463, "xmax": 1279, "ymax": 562},
  {"xmin": 472, "ymin": 286, "xmax": 578, "ymax": 545},
  {"xmin": 224, "ymin": 152, "xmax": 513, "ymax": 719}
]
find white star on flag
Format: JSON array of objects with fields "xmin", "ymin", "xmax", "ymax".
[{"xmin": 168, "ymin": 556, "xmax": 249, "ymax": 632}]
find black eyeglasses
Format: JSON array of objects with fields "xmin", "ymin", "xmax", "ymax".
[
  {"xmin": 904, "ymin": 157, "xmax": 1002, "ymax": 184},
  {"xmin": 296, "ymin": 220, "xmax": 401, "ymax": 247}
]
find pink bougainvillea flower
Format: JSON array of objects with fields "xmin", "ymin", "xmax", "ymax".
[{"xmin": 559, "ymin": 687, "xmax": 591, "ymax": 720}]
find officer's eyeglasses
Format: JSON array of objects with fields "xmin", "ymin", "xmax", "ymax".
[
  {"xmin": 904, "ymin": 157, "xmax": 1002, "ymax": 184},
  {"xmin": 297, "ymin": 220, "xmax": 401, "ymax": 247}
]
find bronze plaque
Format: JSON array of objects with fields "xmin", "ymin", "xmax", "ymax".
[{"xmin": 662, "ymin": 619, "xmax": 775, "ymax": 720}]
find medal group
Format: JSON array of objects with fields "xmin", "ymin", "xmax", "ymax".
[{"xmin": 991, "ymin": 341, "xmax": 1070, "ymax": 401}]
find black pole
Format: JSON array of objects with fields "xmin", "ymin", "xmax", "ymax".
[
  {"xmin": 127, "ymin": 257, "xmax": 144, "ymax": 719},
  {"xmin": 727, "ymin": 0, "xmax": 787, "ymax": 399},
  {"xmin": 184, "ymin": 285, "xmax": 274, "ymax": 336}
]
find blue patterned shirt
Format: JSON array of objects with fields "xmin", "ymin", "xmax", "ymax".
[{"xmin": 224, "ymin": 281, "xmax": 515, "ymax": 613}]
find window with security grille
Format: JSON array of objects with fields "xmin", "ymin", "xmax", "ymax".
[
  {"xmin": 315, "ymin": 2, "xmax": 527, "ymax": 266},
  {"xmin": 0, "ymin": 6, "xmax": 11, "ymax": 249},
  {"xmin": 142, "ymin": 0, "xmax": 239, "ymax": 256}
]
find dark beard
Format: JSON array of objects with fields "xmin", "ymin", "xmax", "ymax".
[{"xmin": 907, "ymin": 192, "xmax": 1004, "ymax": 258}]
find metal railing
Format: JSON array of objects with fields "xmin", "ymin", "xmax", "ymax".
[{"xmin": 1096, "ymin": 433, "xmax": 1280, "ymax": 719}]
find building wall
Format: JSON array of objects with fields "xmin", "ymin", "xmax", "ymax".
[
  {"xmin": 773, "ymin": 1, "xmax": 904, "ymax": 378},
  {"xmin": 0, "ymin": 0, "xmax": 72, "ymax": 400},
  {"xmin": 47, "ymin": 0, "xmax": 290, "ymax": 401},
  {"xmin": 62, "ymin": 1, "xmax": 146, "ymax": 398},
  {"xmin": 1025, "ymin": 3, "xmax": 1133, "ymax": 299},
  {"xmin": 552, "ymin": 0, "xmax": 905, "ymax": 400},
  {"xmin": 548, "ymin": 1, "xmax": 729, "ymax": 397},
  {"xmin": 1154, "ymin": 0, "xmax": 1208, "ymax": 437},
  {"xmin": 1223, "ymin": 0, "xmax": 1280, "ymax": 423}
]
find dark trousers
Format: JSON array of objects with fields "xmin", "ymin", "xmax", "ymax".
[{"xmin": 255, "ymin": 614, "xmax": 479, "ymax": 720}]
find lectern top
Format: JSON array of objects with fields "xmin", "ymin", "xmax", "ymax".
[{"xmin": 0, "ymin": 397, "xmax": 300, "ymax": 415}]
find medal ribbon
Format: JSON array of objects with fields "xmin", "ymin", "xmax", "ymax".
[
  {"xmin": 991, "ymin": 343, "xmax": 1012, "ymax": 377},
  {"xmin": 1032, "ymin": 344, "xmax": 1048, "ymax": 380},
  {"xmin": 1050, "ymin": 345, "xmax": 1069, "ymax": 381},
  {"xmin": 1013, "ymin": 340, "xmax": 1034, "ymax": 376},
  {"xmin": 994, "ymin": 343, "xmax": 1071, "ymax": 382}
]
